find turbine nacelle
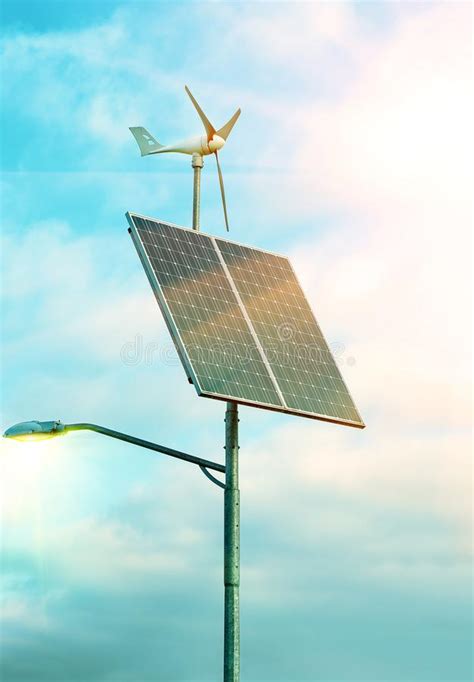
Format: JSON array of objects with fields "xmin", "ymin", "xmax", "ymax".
[
  {"xmin": 129, "ymin": 85, "xmax": 240, "ymax": 231},
  {"xmin": 144, "ymin": 133, "xmax": 225, "ymax": 156}
]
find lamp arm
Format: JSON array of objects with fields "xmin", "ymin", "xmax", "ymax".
[{"xmin": 64, "ymin": 423, "xmax": 225, "ymax": 474}]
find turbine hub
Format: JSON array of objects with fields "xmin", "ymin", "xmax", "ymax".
[{"xmin": 208, "ymin": 135, "xmax": 225, "ymax": 153}]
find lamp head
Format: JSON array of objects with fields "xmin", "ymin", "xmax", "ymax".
[{"xmin": 3, "ymin": 420, "xmax": 65, "ymax": 442}]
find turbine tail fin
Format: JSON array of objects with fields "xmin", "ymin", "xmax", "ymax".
[
  {"xmin": 217, "ymin": 108, "xmax": 241, "ymax": 141},
  {"xmin": 129, "ymin": 127, "xmax": 164, "ymax": 156}
]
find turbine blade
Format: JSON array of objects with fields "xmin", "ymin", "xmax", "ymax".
[
  {"xmin": 129, "ymin": 127, "xmax": 164, "ymax": 156},
  {"xmin": 215, "ymin": 151, "xmax": 229, "ymax": 232},
  {"xmin": 185, "ymin": 85, "xmax": 215, "ymax": 140},
  {"xmin": 216, "ymin": 108, "xmax": 241, "ymax": 141}
]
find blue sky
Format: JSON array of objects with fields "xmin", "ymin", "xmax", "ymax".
[{"xmin": 1, "ymin": 2, "xmax": 472, "ymax": 681}]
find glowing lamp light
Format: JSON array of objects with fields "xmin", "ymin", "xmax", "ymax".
[{"xmin": 3, "ymin": 420, "xmax": 65, "ymax": 442}]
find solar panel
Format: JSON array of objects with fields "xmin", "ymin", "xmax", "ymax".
[
  {"xmin": 216, "ymin": 240, "xmax": 363, "ymax": 425},
  {"xmin": 127, "ymin": 213, "xmax": 364, "ymax": 428}
]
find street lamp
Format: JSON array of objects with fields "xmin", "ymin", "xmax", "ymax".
[{"xmin": 3, "ymin": 420, "xmax": 225, "ymax": 480}]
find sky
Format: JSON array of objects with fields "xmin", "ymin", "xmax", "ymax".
[{"xmin": 0, "ymin": 1, "xmax": 472, "ymax": 681}]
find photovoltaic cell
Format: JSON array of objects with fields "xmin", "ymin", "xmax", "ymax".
[{"xmin": 127, "ymin": 213, "xmax": 364, "ymax": 428}]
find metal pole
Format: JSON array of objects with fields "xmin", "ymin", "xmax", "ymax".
[
  {"xmin": 224, "ymin": 401, "xmax": 240, "ymax": 682},
  {"xmin": 190, "ymin": 155, "xmax": 239, "ymax": 680},
  {"xmin": 192, "ymin": 153, "xmax": 203, "ymax": 231}
]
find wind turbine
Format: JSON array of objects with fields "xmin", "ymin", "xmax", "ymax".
[{"xmin": 130, "ymin": 86, "xmax": 241, "ymax": 231}]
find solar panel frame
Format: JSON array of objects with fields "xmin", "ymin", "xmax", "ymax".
[{"xmin": 127, "ymin": 212, "xmax": 365, "ymax": 428}]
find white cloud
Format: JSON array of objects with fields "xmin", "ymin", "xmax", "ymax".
[
  {"xmin": 295, "ymin": 4, "xmax": 471, "ymax": 213},
  {"xmin": 1, "ymin": 594, "xmax": 53, "ymax": 634},
  {"xmin": 42, "ymin": 517, "xmax": 192, "ymax": 589},
  {"xmin": 1, "ymin": 219, "xmax": 165, "ymax": 363},
  {"xmin": 228, "ymin": 2, "xmax": 359, "ymax": 62}
]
